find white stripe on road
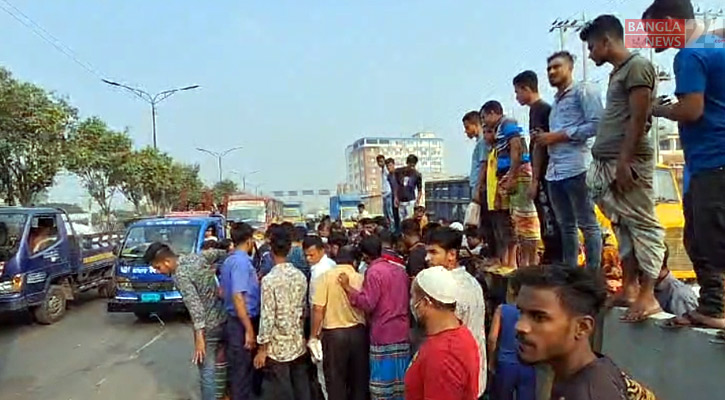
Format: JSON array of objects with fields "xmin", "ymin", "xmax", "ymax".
[{"xmin": 129, "ymin": 330, "xmax": 166, "ymax": 359}]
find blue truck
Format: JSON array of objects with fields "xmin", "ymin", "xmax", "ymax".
[
  {"xmin": 329, "ymin": 194, "xmax": 362, "ymax": 228},
  {"xmin": 107, "ymin": 215, "xmax": 226, "ymax": 320},
  {"xmin": 0, "ymin": 207, "xmax": 119, "ymax": 324},
  {"xmin": 424, "ymin": 178, "xmax": 471, "ymax": 223}
]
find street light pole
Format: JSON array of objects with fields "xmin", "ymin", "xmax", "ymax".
[
  {"xmin": 102, "ymin": 79, "xmax": 200, "ymax": 149},
  {"xmin": 196, "ymin": 146, "xmax": 244, "ymax": 183},
  {"xmin": 243, "ymin": 170, "xmax": 259, "ymax": 191}
]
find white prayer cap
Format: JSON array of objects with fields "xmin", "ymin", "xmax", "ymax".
[{"xmin": 414, "ymin": 266, "xmax": 457, "ymax": 304}]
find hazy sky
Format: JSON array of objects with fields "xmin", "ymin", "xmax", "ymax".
[{"xmin": 2, "ymin": 0, "xmax": 708, "ymax": 204}]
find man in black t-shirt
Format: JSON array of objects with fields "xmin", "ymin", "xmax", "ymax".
[
  {"xmin": 513, "ymin": 70, "xmax": 562, "ymax": 264},
  {"xmin": 393, "ymin": 154, "xmax": 423, "ymax": 221},
  {"xmin": 514, "ymin": 266, "xmax": 657, "ymax": 400}
]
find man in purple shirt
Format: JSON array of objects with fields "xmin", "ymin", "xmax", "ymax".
[
  {"xmin": 339, "ymin": 236, "xmax": 411, "ymax": 400},
  {"xmin": 219, "ymin": 222, "xmax": 261, "ymax": 400}
]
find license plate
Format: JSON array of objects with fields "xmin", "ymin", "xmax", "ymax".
[{"xmin": 140, "ymin": 293, "xmax": 161, "ymax": 303}]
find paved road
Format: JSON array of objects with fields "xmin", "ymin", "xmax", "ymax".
[{"xmin": 0, "ymin": 293, "xmax": 201, "ymax": 400}]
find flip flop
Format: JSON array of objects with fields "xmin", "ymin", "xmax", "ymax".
[
  {"xmin": 620, "ymin": 306, "xmax": 662, "ymax": 323},
  {"xmin": 710, "ymin": 331, "xmax": 725, "ymax": 345},
  {"xmin": 658, "ymin": 312, "xmax": 709, "ymax": 330}
]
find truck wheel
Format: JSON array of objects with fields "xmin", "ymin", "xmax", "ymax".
[
  {"xmin": 98, "ymin": 282, "xmax": 116, "ymax": 299},
  {"xmin": 34, "ymin": 285, "xmax": 67, "ymax": 325}
]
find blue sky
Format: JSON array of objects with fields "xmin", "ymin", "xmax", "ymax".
[{"xmin": 1, "ymin": 0, "xmax": 710, "ymax": 205}]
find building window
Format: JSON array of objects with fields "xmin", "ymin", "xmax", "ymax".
[
  {"xmin": 659, "ymin": 140, "xmax": 671, "ymax": 151},
  {"xmin": 675, "ymin": 139, "xmax": 682, "ymax": 150}
]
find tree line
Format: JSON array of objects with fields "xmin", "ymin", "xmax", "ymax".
[{"xmin": 0, "ymin": 66, "xmax": 239, "ymax": 221}]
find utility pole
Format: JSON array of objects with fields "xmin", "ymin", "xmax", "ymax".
[
  {"xmin": 196, "ymin": 146, "xmax": 243, "ymax": 183},
  {"xmin": 549, "ymin": 14, "xmax": 588, "ymax": 81},
  {"xmin": 102, "ymin": 80, "xmax": 200, "ymax": 149}
]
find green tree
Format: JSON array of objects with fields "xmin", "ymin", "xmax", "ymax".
[
  {"xmin": 0, "ymin": 67, "xmax": 76, "ymax": 205},
  {"xmin": 118, "ymin": 149, "xmax": 148, "ymax": 214},
  {"xmin": 212, "ymin": 179, "xmax": 239, "ymax": 205},
  {"xmin": 64, "ymin": 117, "xmax": 132, "ymax": 226}
]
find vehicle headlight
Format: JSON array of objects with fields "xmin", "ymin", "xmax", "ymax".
[
  {"xmin": 0, "ymin": 261, "xmax": 5, "ymax": 276},
  {"xmin": 116, "ymin": 277, "xmax": 133, "ymax": 291},
  {"xmin": 0, "ymin": 274, "xmax": 23, "ymax": 294}
]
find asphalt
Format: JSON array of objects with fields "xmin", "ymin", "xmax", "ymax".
[{"xmin": 0, "ymin": 292, "xmax": 202, "ymax": 400}]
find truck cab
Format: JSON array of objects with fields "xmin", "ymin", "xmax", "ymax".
[
  {"xmin": 108, "ymin": 216, "xmax": 225, "ymax": 320},
  {"xmin": 0, "ymin": 207, "xmax": 118, "ymax": 324}
]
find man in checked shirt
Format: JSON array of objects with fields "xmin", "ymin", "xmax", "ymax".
[{"xmin": 144, "ymin": 241, "xmax": 227, "ymax": 400}]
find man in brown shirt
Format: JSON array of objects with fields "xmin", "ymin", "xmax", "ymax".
[
  {"xmin": 514, "ymin": 265, "xmax": 656, "ymax": 400},
  {"xmin": 580, "ymin": 14, "xmax": 666, "ymax": 323}
]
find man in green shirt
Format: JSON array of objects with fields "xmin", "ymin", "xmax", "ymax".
[{"xmin": 580, "ymin": 15, "xmax": 666, "ymax": 323}]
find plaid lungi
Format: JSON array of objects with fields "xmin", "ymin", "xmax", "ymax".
[{"xmin": 369, "ymin": 342, "xmax": 411, "ymax": 400}]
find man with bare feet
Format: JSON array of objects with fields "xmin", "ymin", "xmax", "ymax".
[{"xmin": 580, "ymin": 15, "xmax": 666, "ymax": 322}]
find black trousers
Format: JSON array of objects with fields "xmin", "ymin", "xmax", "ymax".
[
  {"xmin": 261, "ymin": 354, "xmax": 311, "ymax": 400},
  {"xmin": 226, "ymin": 316, "xmax": 261, "ymax": 400},
  {"xmin": 686, "ymin": 167, "xmax": 725, "ymax": 318},
  {"xmin": 534, "ymin": 179, "xmax": 562, "ymax": 264},
  {"xmin": 322, "ymin": 325, "xmax": 369, "ymax": 400}
]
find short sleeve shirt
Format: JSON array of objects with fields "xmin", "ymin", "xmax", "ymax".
[
  {"xmin": 674, "ymin": 34, "xmax": 725, "ymax": 174},
  {"xmin": 395, "ymin": 167, "xmax": 422, "ymax": 202},
  {"xmin": 312, "ymin": 265, "xmax": 365, "ymax": 329},
  {"xmin": 494, "ymin": 117, "xmax": 529, "ymax": 176},
  {"xmin": 593, "ymin": 54, "xmax": 657, "ymax": 159},
  {"xmin": 470, "ymin": 136, "xmax": 490, "ymax": 188},
  {"xmin": 550, "ymin": 356, "xmax": 657, "ymax": 400},
  {"xmin": 220, "ymin": 250, "xmax": 261, "ymax": 318}
]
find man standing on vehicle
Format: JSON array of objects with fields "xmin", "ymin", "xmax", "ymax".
[
  {"xmin": 143, "ymin": 242, "xmax": 227, "ymax": 400},
  {"xmin": 394, "ymin": 155, "xmax": 423, "ymax": 221},
  {"xmin": 462, "ymin": 111, "xmax": 493, "ymax": 256},
  {"xmin": 377, "ymin": 154, "xmax": 394, "ymax": 229},
  {"xmin": 581, "ymin": 15, "xmax": 666, "ymax": 322},
  {"xmin": 220, "ymin": 222, "xmax": 262, "ymax": 400}
]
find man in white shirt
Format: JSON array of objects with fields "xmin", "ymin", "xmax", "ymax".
[
  {"xmin": 377, "ymin": 154, "xmax": 393, "ymax": 228},
  {"xmin": 303, "ymin": 235, "xmax": 337, "ymax": 399}
]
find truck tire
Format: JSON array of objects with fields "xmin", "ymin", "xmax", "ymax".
[
  {"xmin": 33, "ymin": 285, "xmax": 67, "ymax": 325},
  {"xmin": 98, "ymin": 281, "xmax": 116, "ymax": 299}
]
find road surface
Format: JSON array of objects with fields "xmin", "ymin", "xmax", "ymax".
[{"xmin": 0, "ymin": 293, "xmax": 201, "ymax": 400}]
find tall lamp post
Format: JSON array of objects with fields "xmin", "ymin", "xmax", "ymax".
[
  {"xmin": 196, "ymin": 146, "xmax": 244, "ymax": 183},
  {"xmin": 242, "ymin": 170, "xmax": 259, "ymax": 192},
  {"xmin": 102, "ymin": 79, "xmax": 199, "ymax": 149}
]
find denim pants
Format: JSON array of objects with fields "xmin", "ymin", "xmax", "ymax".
[
  {"xmin": 383, "ymin": 194, "xmax": 394, "ymax": 229},
  {"xmin": 398, "ymin": 201, "xmax": 415, "ymax": 221},
  {"xmin": 200, "ymin": 324, "xmax": 225, "ymax": 400},
  {"xmin": 547, "ymin": 172, "xmax": 602, "ymax": 271}
]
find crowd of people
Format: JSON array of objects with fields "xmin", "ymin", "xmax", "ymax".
[{"xmin": 138, "ymin": 0, "xmax": 725, "ymax": 399}]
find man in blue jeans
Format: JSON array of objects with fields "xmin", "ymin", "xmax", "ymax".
[
  {"xmin": 143, "ymin": 242, "xmax": 227, "ymax": 400},
  {"xmin": 533, "ymin": 50, "xmax": 603, "ymax": 271},
  {"xmin": 220, "ymin": 222, "xmax": 262, "ymax": 400},
  {"xmin": 377, "ymin": 154, "xmax": 394, "ymax": 230}
]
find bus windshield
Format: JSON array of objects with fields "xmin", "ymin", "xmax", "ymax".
[
  {"xmin": 227, "ymin": 207, "xmax": 265, "ymax": 223},
  {"xmin": 0, "ymin": 213, "xmax": 27, "ymax": 262},
  {"xmin": 283, "ymin": 208, "xmax": 301, "ymax": 218},
  {"xmin": 120, "ymin": 225, "xmax": 201, "ymax": 259}
]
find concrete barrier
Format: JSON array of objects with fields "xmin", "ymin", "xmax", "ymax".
[{"xmin": 602, "ymin": 308, "xmax": 725, "ymax": 400}]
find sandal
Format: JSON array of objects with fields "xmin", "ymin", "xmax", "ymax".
[{"xmin": 658, "ymin": 312, "xmax": 710, "ymax": 330}]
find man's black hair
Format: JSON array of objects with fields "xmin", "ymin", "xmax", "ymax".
[
  {"xmin": 218, "ymin": 238, "xmax": 232, "ymax": 250},
  {"xmin": 373, "ymin": 216, "xmax": 388, "ymax": 229},
  {"xmin": 422, "ymin": 222, "xmax": 441, "ymax": 242},
  {"xmin": 358, "ymin": 203, "xmax": 365, "ymax": 209},
  {"xmin": 642, "ymin": 0, "xmax": 694, "ymax": 20},
  {"xmin": 376, "ymin": 154, "xmax": 386, "ymax": 162},
  {"xmin": 265, "ymin": 223, "xmax": 279, "ymax": 239},
  {"xmin": 269, "ymin": 225, "xmax": 292, "ymax": 257},
  {"xmin": 463, "ymin": 225, "xmax": 479, "ymax": 239},
  {"xmin": 406, "ymin": 154, "xmax": 419, "ymax": 165},
  {"xmin": 231, "ymin": 222, "xmax": 254, "ymax": 246},
  {"xmin": 360, "ymin": 217, "xmax": 373, "ymax": 226},
  {"xmin": 302, "ymin": 235, "xmax": 324, "ymax": 251},
  {"xmin": 143, "ymin": 242, "xmax": 176, "ymax": 264},
  {"xmin": 385, "ymin": 157, "xmax": 395, "ymax": 165},
  {"xmin": 480, "ymin": 100, "xmax": 504, "ymax": 115},
  {"xmin": 512, "ymin": 70, "xmax": 539, "ymax": 92},
  {"xmin": 293, "ymin": 226, "xmax": 308, "ymax": 242},
  {"xmin": 400, "ymin": 219, "xmax": 421, "ymax": 237},
  {"xmin": 202, "ymin": 239, "xmax": 217, "ymax": 250},
  {"xmin": 512, "ymin": 265, "xmax": 608, "ymax": 318},
  {"xmin": 546, "ymin": 51, "xmax": 575, "ymax": 65},
  {"xmin": 336, "ymin": 245, "xmax": 360, "ymax": 265},
  {"xmin": 462, "ymin": 110, "xmax": 482, "ymax": 124},
  {"xmin": 579, "ymin": 14, "xmax": 624, "ymax": 42},
  {"xmin": 379, "ymin": 229, "xmax": 393, "ymax": 246},
  {"xmin": 360, "ymin": 235, "xmax": 383, "ymax": 260},
  {"xmin": 329, "ymin": 231, "xmax": 348, "ymax": 248},
  {"xmin": 427, "ymin": 227, "xmax": 463, "ymax": 253}
]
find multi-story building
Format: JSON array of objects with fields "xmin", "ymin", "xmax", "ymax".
[{"xmin": 345, "ymin": 132, "xmax": 444, "ymax": 196}]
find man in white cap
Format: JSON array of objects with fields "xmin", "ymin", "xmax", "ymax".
[{"xmin": 405, "ymin": 266, "xmax": 480, "ymax": 400}]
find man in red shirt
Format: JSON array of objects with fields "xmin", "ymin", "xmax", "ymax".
[{"xmin": 404, "ymin": 266, "xmax": 480, "ymax": 400}]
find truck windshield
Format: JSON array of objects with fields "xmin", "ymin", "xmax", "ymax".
[
  {"xmin": 283, "ymin": 208, "xmax": 301, "ymax": 218},
  {"xmin": 0, "ymin": 213, "xmax": 27, "ymax": 262},
  {"xmin": 228, "ymin": 207, "xmax": 265, "ymax": 223},
  {"xmin": 120, "ymin": 225, "xmax": 201, "ymax": 259},
  {"xmin": 654, "ymin": 168, "xmax": 679, "ymax": 204},
  {"xmin": 341, "ymin": 208, "xmax": 357, "ymax": 220}
]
